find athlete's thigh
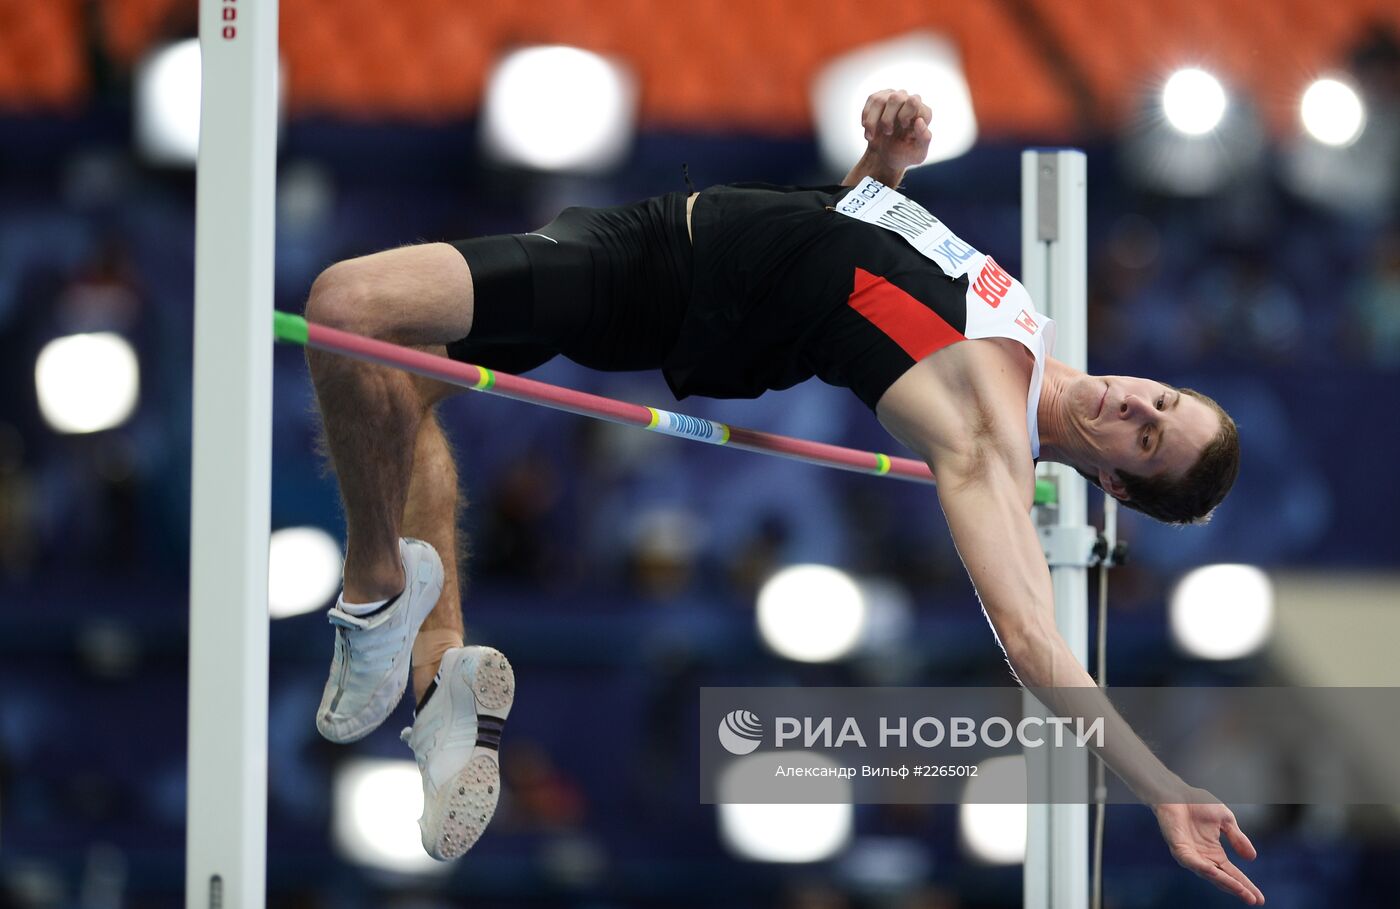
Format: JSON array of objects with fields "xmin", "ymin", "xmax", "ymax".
[{"xmin": 328, "ymin": 242, "xmax": 476, "ymax": 347}]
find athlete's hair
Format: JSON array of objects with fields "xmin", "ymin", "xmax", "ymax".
[{"xmin": 1084, "ymin": 388, "xmax": 1240, "ymax": 525}]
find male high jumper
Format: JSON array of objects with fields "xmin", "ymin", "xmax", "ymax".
[{"xmin": 302, "ymin": 90, "xmax": 1261, "ymax": 903}]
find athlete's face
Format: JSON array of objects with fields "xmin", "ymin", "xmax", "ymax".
[{"xmin": 1069, "ymin": 374, "xmax": 1221, "ymax": 494}]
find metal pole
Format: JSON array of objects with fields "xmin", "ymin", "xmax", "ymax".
[
  {"xmin": 186, "ymin": 1, "xmax": 278, "ymax": 906},
  {"xmin": 1021, "ymin": 149, "xmax": 1090, "ymax": 909}
]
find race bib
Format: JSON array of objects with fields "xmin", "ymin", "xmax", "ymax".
[{"xmin": 833, "ymin": 176, "xmax": 982, "ymax": 279}]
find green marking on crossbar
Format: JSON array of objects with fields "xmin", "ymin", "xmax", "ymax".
[{"xmin": 273, "ymin": 311, "xmax": 309, "ymax": 346}]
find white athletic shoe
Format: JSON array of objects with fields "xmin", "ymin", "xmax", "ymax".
[
  {"xmin": 400, "ymin": 645, "xmax": 515, "ymax": 860},
  {"xmin": 316, "ymin": 537, "xmax": 444, "ymax": 744}
]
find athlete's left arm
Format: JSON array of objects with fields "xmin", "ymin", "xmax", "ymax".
[
  {"xmin": 841, "ymin": 89, "xmax": 933, "ymax": 188},
  {"xmin": 928, "ymin": 448, "xmax": 1266, "ymax": 905},
  {"xmin": 877, "ymin": 360, "xmax": 1266, "ymax": 902}
]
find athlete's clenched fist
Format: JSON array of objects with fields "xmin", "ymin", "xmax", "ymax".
[{"xmin": 861, "ymin": 88, "xmax": 933, "ymax": 171}]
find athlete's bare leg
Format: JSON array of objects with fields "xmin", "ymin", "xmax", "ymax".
[
  {"xmin": 402, "ymin": 376, "xmax": 469, "ymax": 700},
  {"xmin": 304, "ymin": 243, "xmax": 474, "ymax": 685}
]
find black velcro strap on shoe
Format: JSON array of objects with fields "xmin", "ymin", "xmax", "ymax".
[{"xmin": 477, "ymin": 715, "xmax": 506, "ymax": 751}]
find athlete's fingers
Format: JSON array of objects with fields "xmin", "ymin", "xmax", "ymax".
[
  {"xmin": 896, "ymin": 94, "xmax": 924, "ymax": 129},
  {"xmin": 862, "ymin": 91, "xmax": 886, "ymax": 139},
  {"xmin": 865, "ymin": 90, "xmax": 901, "ymax": 139},
  {"xmin": 862, "ymin": 88, "xmax": 928, "ymax": 139},
  {"xmin": 865, "ymin": 90, "xmax": 897, "ymax": 121},
  {"xmin": 1225, "ymin": 817, "xmax": 1258, "ymax": 861},
  {"xmin": 1182, "ymin": 856, "xmax": 1255, "ymax": 903},
  {"xmin": 1218, "ymin": 859, "xmax": 1266, "ymax": 904},
  {"xmin": 866, "ymin": 88, "xmax": 894, "ymax": 107},
  {"xmin": 879, "ymin": 90, "xmax": 909, "ymax": 135}
]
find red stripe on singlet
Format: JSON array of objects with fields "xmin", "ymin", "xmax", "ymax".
[{"xmin": 846, "ymin": 267, "xmax": 964, "ymax": 360}]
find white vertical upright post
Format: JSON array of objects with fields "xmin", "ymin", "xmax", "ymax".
[
  {"xmin": 187, "ymin": 1, "xmax": 278, "ymax": 907},
  {"xmin": 1021, "ymin": 149, "xmax": 1089, "ymax": 909}
]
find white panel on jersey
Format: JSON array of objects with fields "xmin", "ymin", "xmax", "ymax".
[{"xmin": 834, "ymin": 178, "xmax": 1055, "ymax": 456}]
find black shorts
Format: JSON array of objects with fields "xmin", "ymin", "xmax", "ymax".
[
  {"xmin": 446, "ymin": 190, "xmax": 694, "ymax": 374},
  {"xmin": 447, "ymin": 184, "xmax": 969, "ymax": 411}
]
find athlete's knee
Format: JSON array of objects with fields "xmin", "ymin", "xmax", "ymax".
[
  {"xmin": 409, "ymin": 347, "xmax": 464, "ymax": 408},
  {"xmin": 305, "ymin": 259, "xmax": 376, "ymax": 335},
  {"xmin": 414, "ymin": 374, "xmax": 462, "ymax": 408}
]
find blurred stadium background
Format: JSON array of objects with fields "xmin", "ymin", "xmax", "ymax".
[{"xmin": 3, "ymin": 0, "xmax": 1400, "ymax": 906}]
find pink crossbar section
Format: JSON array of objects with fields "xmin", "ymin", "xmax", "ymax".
[{"xmin": 304, "ymin": 322, "xmax": 935, "ymax": 485}]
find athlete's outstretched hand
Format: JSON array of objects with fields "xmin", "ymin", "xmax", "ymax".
[
  {"xmin": 861, "ymin": 88, "xmax": 933, "ymax": 172},
  {"xmin": 1154, "ymin": 793, "xmax": 1265, "ymax": 904}
]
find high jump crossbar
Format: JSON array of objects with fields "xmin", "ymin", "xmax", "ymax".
[{"xmin": 273, "ymin": 312, "xmax": 939, "ymax": 485}]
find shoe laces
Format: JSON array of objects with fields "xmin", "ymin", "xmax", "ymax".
[
  {"xmin": 327, "ymin": 607, "xmax": 370, "ymax": 632},
  {"xmin": 331, "ymin": 605, "xmax": 406, "ymax": 669}
]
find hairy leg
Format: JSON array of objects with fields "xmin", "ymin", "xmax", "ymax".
[
  {"xmin": 403, "ymin": 381, "xmax": 469, "ymax": 701},
  {"xmin": 307, "ymin": 347, "xmax": 420, "ymax": 600},
  {"xmin": 305, "ymin": 242, "xmax": 475, "ymax": 602}
]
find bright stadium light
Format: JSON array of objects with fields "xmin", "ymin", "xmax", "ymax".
[
  {"xmin": 1170, "ymin": 564, "xmax": 1274, "ymax": 660},
  {"xmin": 332, "ymin": 758, "xmax": 445, "ymax": 875},
  {"xmin": 1162, "ymin": 68, "xmax": 1228, "ymax": 136},
  {"xmin": 35, "ymin": 333, "xmax": 139, "ymax": 434},
  {"xmin": 482, "ymin": 45, "xmax": 636, "ymax": 173},
  {"xmin": 1300, "ymin": 77, "xmax": 1366, "ymax": 147},
  {"xmin": 1125, "ymin": 71, "xmax": 1264, "ymax": 196},
  {"xmin": 813, "ymin": 32, "xmax": 977, "ymax": 173},
  {"xmin": 958, "ymin": 755, "xmax": 1027, "ymax": 864},
  {"xmin": 719, "ymin": 800, "xmax": 853, "ymax": 863},
  {"xmin": 756, "ymin": 565, "xmax": 868, "ymax": 663},
  {"xmin": 135, "ymin": 39, "xmax": 283, "ymax": 166},
  {"xmin": 267, "ymin": 527, "xmax": 343, "ymax": 619},
  {"xmin": 134, "ymin": 39, "xmax": 202, "ymax": 166},
  {"xmin": 855, "ymin": 577, "xmax": 914, "ymax": 655},
  {"xmin": 717, "ymin": 751, "xmax": 852, "ymax": 864}
]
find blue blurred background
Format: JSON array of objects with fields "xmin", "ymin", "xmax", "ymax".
[{"xmin": 2, "ymin": 1, "xmax": 1400, "ymax": 907}]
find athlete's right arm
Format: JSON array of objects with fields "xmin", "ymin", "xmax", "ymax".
[{"xmin": 930, "ymin": 453, "xmax": 1265, "ymax": 905}]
